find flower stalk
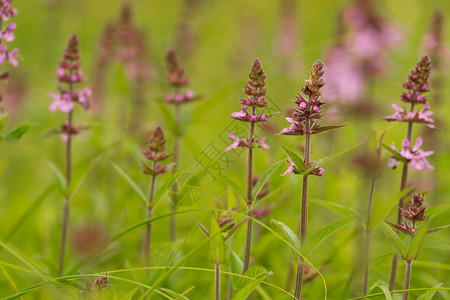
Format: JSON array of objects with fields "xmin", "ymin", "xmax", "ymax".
[
  {"xmin": 384, "ymin": 56, "xmax": 433, "ymax": 290},
  {"xmin": 49, "ymin": 35, "xmax": 91, "ymax": 276},
  {"xmin": 225, "ymin": 59, "xmax": 271, "ymax": 274},
  {"xmin": 142, "ymin": 126, "xmax": 171, "ymax": 270}
]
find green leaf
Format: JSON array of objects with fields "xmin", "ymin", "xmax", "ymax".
[
  {"xmin": 141, "ymin": 161, "xmax": 157, "ymax": 176},
  {"xmin": 383, "ymin": 220, "xmax": 413, "ymax": 235},
  {"xmin": 303, "ymin": 217, "xmax": 358, "ymax": 257},
  {"xmin": 159, "ymin": 287, "xmax": 191, "ymax": 300},
  {"xmin": 310, "ymin": 199, "xmax": 356, "ymax": 217},
  {"xmin": 368, "ymin": 130, "xmax": 378, "ymax": 154},
  {"xmin": 427, "ymin": 224, "xmax": 450, "ymax": 234},
  {"xmin": 232, "ymin": 266, "xmax": 269, "ymax": 299},
  {"xmin": 368, "ymin": 282, "xmax": 392, "ymax": 300},
  {"xmin": 281, "ymin": 146, "xmax": 307, "ymax": 173},
  {"xmin": 426, "ymin": 205, "xmax": 450, "ymax": 220},
  {"xmin": 417, "ymin": 283, "xmax": 443, "ymax": 300},
  {"xmin": 381, "ymin": 143, "xmax": 408, "ymax": 163},
  {"xmin": 3, "ymin": 124, "xmax": 36, "ymax": 142},
  {"xmin": 381, "ymin": 221, "xmax": 407, "ymax": 259},
  {"xmin": 228, "ymin": 248, "xmax": 243, "ymax": 290},
  {"xmin": 311, "ymin": 124, "xmax": 347, "ymax": 135},
  {"xmin": 111, "ymin": 162, "xmax": 147, "ymax": 206},
  {"xmin": 40, "ymin": 128, "xmax": 61, "ymax": 140},
  {"xmin": 407, "ymin": 219, "xmax": 428, "ymax": 261},
  {"xmin": 270, "ymin": 219, "xmax": 300, "ymax": 256},
  {"xmin": 188, "ymin": 212, "xmax": 209, "ymax": 237},
  {"xmin": 47, "ymin": 162, "xmax": 66, "ymax": 195},
  {"xmin": 0, "ymin": 113, "xmax": 8, "ymax": 131},
  {"xmin": 209, "ymin": 213, "xmax": 225, "ymax": 264},
  {"xmin": 252, "ymin": 160, "xmax": 284, "ymax": 201}
]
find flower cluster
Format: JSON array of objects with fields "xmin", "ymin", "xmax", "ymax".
[
  {"xmin": 225, "ymin": 134, "xmax": 269, "ymax": 152},
  {"xmin": 387, "ymin": 137, "xmax": 434, "ymax": 170},
  {"xmin": 165, "ymin": 49, "xmax": 195, "ymax": 104},
  {"xmin": 0, "ymin": 0, "xmax": 19, "ymax": 102},
  {"xmin": 384, "ymin": 56, "xmax": 433, "ymax": 125},
  {"xmin": 142, "ymin": 126, "xmax": 171, "ymax": 176},
  {"xmin": 398, "ymin": 193, "xmax": 428, "ymax": 234},
  {"xmin": 225, "ymin": 59, "xmax": 272, "ymax": 152},
  {"xmin": 48, "ymin": 35, "xmax": 91, "ymax": 113},
  {"xmin": 48, "ymin": 35, "xmax": 91, "ymax": 142},
  {"xmin": 281, "ymin": 60, "xmax": 325, "ymax": 136}
]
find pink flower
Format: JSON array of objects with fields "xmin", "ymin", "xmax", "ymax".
[
  {"xmin": 185, "ymin": 90, "xmax": 194, "ymax": 100},
  {"xmin": 165, "ymin": 93, "xmax": 175, "ymax": 102},
  {"xmin": 257, "ymin": 137, "xmax": 270, "ymax": 149},
  {"xmin": 231, "ymin": 106, "xmax": 248, "ymax": 118},
  {"xmin": 48, "ymin": 92, "xmax": 74, "ymax": 113},
  {"xmin": 75, "ymin": 86, "xmax": 92, "ymax": 109},
  {"xmin": 175, "ymin": 93, "xmax": 184, "ymax": 102},
  {"xmin": 388, "ymin": 137, "xmax": 434, "ymax": 170},
  {"xmin": 225, "ymin": 133, "xmax": 244, "ymax": 152},
  {"xmin": 1, "ymin": 22, "xmax": 16, "ymax": 42},
  {"xmin": 281, "ymin": 159, "xmax": 295, "ymax": 176},
  {"xmin": 384, "ymin": 103, "xmax": 435, "ymax": 128},
  {"xmin": 0, "ymin": 1, "xmax": 18, "ymax": 22}
]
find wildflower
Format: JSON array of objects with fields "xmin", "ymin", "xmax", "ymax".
[
  {"xmin": 225, "ymin": 133, "xmax": 269, "ymax": 152},
  {"xmin": 384, "ymin": 102, "xmax": 434, "ymax": 128},
  {"xmin": 387, "ymin": 137, "xmax": 434, "ymax": 170},
  {"xmin": 400, "ymin": 193, "xmax": 428, "ymax": 223},
  {"xmin": 93, "ymin": 274, "xmax": 110, "ymax": 290},
  {"xmin": 142, "ymin": 126, "xmax": 171, "ymax": 175}
]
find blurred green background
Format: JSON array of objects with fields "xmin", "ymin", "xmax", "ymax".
[{"xmin": 0, "ymin": 0, "xmax": 449, "ymax": 298}]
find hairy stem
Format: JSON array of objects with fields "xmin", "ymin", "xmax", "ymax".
[
  {"xmin": 294, "ymin": 117, "xmax": 311, "ymax": 300},
  {"xmin": 402, "ymin": 261, "xmax": 412, "ymax": 300},
  {"xmin": 363, "ymin": 179, "xmax": 376, "ymax": 295},
  {"xmin": 389, "ymin": 104, "xmax": 414, "ymax": 290},
  {"xmin": 144, "ymin": 162, "xmax": 157, "ymax": 275},
  {"xmin": 216, "ymin": 262, "xmax": 221, "ymax": 300},
  {"xmin": 243, "ymin": 107, "xmax": 256, "ymax": 274},
  {"xmin": 170, "ymin": 102, "xmax": 182, "ymax": 242},
  {"xmin": 58, "ymin": 81, "xmax": 73, "ymax": 277}
]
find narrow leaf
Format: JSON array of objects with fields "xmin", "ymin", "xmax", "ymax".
[
  {"xmin": 427, "ymin": 224, "xmax": 450, "ymax": 234},
  {"xmin": 232, "ymin": 266, "xmax": 269, "ymax": 299},
  {"xmin": 209, "ymin": 213, "xmax": 225, "ymax": 264},
  {"xmin": 368, "ymin": 282, "xmax": 392, "ymax": 300},
  {"xmin": 270, "ymin": 219, "xmax": 300, "ymax": 256},
  {"xmin": 229, "ymin": 248, "xmax": 243, "ymax": 290},
  {"xmin": 303, "ymin": 217, "xmax": 358, "ymax": 257},
  {"xmin": 417, "ymin": 283, "xmax": 443, "ymax": 300},
  {"xmin": 381, "ymin": 221, "xmax": 407, "ymax": 259},
  {"xmin": 381, "ymin": 143, "xmax": 408, "ymax": 163},
  {"xmin": 311, "ymin": 124, "xmax": 347, "ymax": 135},
  {"xmin": 47, "ymin": 162, "xmax": 66, "ymax": 195},
  {"xmin": 282, "ymin": 146, "xmax": 307, "ymax": 172},
  {"xmin": 407, "ymin": 219, "xmax": 428, "ymax": 260},
  {"xmin": 111, "ymin": 162, "xmax": 147, "ymax": 206},
  {"xmin": 383, "ymin": 220, "xmax": 413, "ymax": 236},
  {"xmin": 426, "ymin": 205, "xmax": 450, "ymax": 220},
  {"xmin": 187, "ymin": 212, "xmax": 209, "ymax": 238},
  {"xmin": 3, "ymin": 124, "xmax": 36, "ymax": 142}
]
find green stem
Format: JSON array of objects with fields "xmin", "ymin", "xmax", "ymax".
[
  {"xmin": 170, "ymin": 102, "xmax": 182, "ymax": 242},
  {"xmin": 215, "ymin": 262, "xmax": 221, "ymax": 300},
  {"xmin": 402, "ymin": 261, "xmax": 412, "ymax": 300},
  {"xmin": 389, "ymin": 103, "xmax": 414, "ymax": 290},
  {"xmin": 293, "ymin": 117, "xmax": 311, "ymax": 300},
  {"xmin": 363, "ymin": 179, "xmax": 376, "ymax": 295},
  {"xmin": 144, "ymin": 161, "xmax": 157, "ymax": 275},
  {"xmin": 58, "ymin": 82, "xmax": 73, "ymax": 277},
  {"xmin": 243, "ymin": 106, "xmax": 256, "ymax": 274}
]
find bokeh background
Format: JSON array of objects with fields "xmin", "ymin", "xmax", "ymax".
[{"xmin": 0, "ymin": 0, "xmax": 449, "ymax": 298}]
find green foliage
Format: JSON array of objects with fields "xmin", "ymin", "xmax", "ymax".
[{"xmin": 232, "ymin": 266, "xmax": 270, "ymax": 300}]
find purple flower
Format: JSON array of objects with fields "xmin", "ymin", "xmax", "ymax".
[
  {"xmin": 281, "ymin": 159, "xmax": 295, "ymax": 176},
  {"xmin": 0, "ymin": 22, "xmax": 15, "ymax": 42},
  {"xmin": 0, "ymin": 1, "xmax": 17, "ymax": 22},
  {"xmin": 48, "ymin": 92, "xmax": 74, "ymax": 113},
  {"xmin": 388, "ymin": 137, "xmax": 434, "ymax": 170},
  {"xmin": 225, "ymin": 59, "xmax": 272, "ymax": 153},
  {"xmin": 384, "ymin": 102, "xmax": 435, "ymax": 128}
]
